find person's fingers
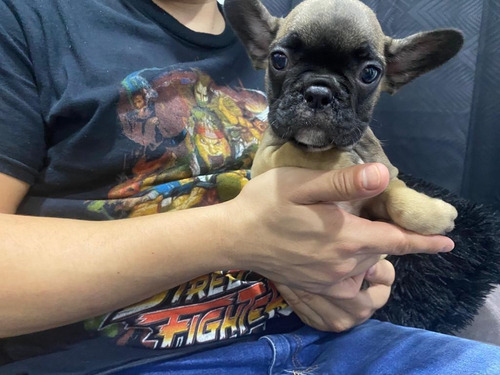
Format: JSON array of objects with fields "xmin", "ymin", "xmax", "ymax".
[
  {"xmin": 343, "ymin": 216, "xmax": 455, "ymax": 255},
  {"xmin": 360, "ymin": 283, "xmax": 392, "ymax": 311},
  {"xmin": 333, "ymin": 262, "xmax": 394, "ymax": 317},
  {"xmin": 321, "ymin": 258, "xmax": 393, "ymax": 301},
  {"xmin": 276, "ymin": 283, "xmax": 363, "ymax": 333},
  {"xmin": 287, "ymin": 163, "xmax": 390, "ymax": 205},
  {"xmin": 275, "ymin": 283, "xmax": 328, "ymax": 329},
  {"xmin": 334, "ymin": 281, "xmax": 391, "ymax": 315},
  {"xmin": 343, "ymin": 255, "xmax": 383, "ymax": 280},
  {"xmin": 364, "ymin": 259, "xmax": 395, "ymax": 287},
  {"xmin": 320, "ymin": 273, "xmax": 367, "ymax": 300},
  {"xmin": 356, "ymin": 260, "xmax": 395, "ymax": 311}
]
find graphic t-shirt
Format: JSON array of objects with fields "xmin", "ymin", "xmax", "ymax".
[{"xmin": 0, "ymin": 0, "xmax": 300, "ymax": 372}]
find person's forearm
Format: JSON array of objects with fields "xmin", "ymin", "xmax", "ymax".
[{"xmin": 0, "ymin": 206, "xmax": 234, "ymax": 338}]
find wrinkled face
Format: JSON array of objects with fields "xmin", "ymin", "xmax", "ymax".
[{"xmin": 266, "ymin": 0, "xmax": 385, "ymax": 150}]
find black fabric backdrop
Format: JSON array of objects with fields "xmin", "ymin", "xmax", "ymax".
[{"xmin": 262, "ymin": 0, "xmax": 500, "ymax": 211}]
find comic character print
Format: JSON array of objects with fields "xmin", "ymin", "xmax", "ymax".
[{"xmin": 87, "ymin": 69, "xmax": 268, "ymax": 219}]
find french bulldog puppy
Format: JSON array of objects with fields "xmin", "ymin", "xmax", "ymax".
[{"xmin": 225, "ymin": 0, "xmax": 463, "ymax": 235}]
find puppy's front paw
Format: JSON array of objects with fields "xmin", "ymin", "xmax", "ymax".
[{"xmin": 387, "ymin": 190, "xmax": 458, "ymax": 235}]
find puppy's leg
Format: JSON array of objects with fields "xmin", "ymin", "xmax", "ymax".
[{"xmin": 366, "ymin": 178, "xmax": 457, "ymax": 235}]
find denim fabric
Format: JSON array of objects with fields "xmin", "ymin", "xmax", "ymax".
[{"xmin": 115, "ymin": 320, "xmax": 500, "ymax": 375}]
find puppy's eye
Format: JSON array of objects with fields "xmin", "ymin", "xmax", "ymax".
[
  {"xmin": 360, "ymin": 66, "xmax": 381, "ymax": 84},
  {"xmin": 271, "ymin": 52, "xmax": 288, "ymax": 70}
]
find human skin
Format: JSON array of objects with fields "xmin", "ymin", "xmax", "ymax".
[
  {"xmin": 152, "ymin": 0, "xmax": 226, "ymax": 34},
  {"xmin": 0, "ymin": 163, "xmax": 453, "ymax": 337},
  {"xmin": 0, "ymin": 1, "xmax": 454, "ymax": 338}
]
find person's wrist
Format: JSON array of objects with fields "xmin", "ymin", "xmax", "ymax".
[{"xmin": 209, "ymin": 199, "xmax": 249, "ymax": 271}]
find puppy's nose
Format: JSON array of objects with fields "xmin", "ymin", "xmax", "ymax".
[{"xmin": 304, "ymin": 86, "xmax": 333, "ymax": 109}]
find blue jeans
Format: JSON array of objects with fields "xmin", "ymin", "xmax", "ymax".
[{"xmin": 116, "ymin": 320, "xmax": 500, "ymax": 374}]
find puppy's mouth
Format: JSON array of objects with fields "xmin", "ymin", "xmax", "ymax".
[
  {"xmin": 269, "ymin": 109, "xmax": 366, "ymax": 151},
  {"xmin": 292, "ymin": 128, "xmax": 335, "ymax": 152}
]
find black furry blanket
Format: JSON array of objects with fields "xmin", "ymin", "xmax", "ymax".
[{"xmin": 373, "ymin": 173, "xmax": 500, "ymax": 334}]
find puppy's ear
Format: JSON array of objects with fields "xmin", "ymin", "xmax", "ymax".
[
  {"xmin": 224, "ymin": 0, "xmax": 281, "ymax": 69},
  {"xmin": 382, "ymin": 29, "xmax": 464, "ymax": 94}
]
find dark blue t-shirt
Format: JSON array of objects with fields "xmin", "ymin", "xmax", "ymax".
[{"xmin": 0, "ymin": 0, "xmax": 302, "ymax": 373}]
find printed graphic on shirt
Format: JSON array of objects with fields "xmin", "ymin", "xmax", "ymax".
[
  {"xmin": 87, "ymin": 271, "xmax": 290, "ymax": 349},
  {"xmin": 85, "ymin": 69, "xmax": 268, "ymax": 219},
  {"xmin": 84, "ymin": 69, "xmax": 292, "ymax": 350}
]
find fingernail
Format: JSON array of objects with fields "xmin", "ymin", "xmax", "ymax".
[
  {"xmin": 440, "ymin": 244, "xmax": 455, "ymax": 253},
  {"xmin": 362, "ymin": 165, "xmax": 381, "ymax": 190}
]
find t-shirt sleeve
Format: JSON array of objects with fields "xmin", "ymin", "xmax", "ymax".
[{"xmin": 0, "ymin": 1, "xmax": 46, "ymax": 185}]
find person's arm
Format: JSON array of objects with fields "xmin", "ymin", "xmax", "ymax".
[
  {"xmin": 0, "ymin": 173, "xmax": 29, "ymax": 214},
  {"xmin": 0, "ymin": 163, "xmax": 453, "ymax": 338},
  {"xmin": 0, "ymin": 172, "xmax": 246, "ymax": 338}
]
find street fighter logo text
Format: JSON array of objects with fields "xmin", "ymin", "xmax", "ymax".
[{"xmin": 98, "ymin": 271, "xmax": 289, "ymax": 349}]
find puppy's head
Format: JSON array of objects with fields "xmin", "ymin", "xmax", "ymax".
[{"xmin": 225, "ymin": 0, "xmax": 464, "ymax": 151}]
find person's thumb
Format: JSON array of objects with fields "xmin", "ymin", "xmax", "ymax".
[{"xmin": 289, "ymin": 163, "xmax": 390, "ymax": 204}]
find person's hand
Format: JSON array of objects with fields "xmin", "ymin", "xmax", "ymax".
[
  {"xmin": 225, "ymin": 163, "xmax": 454, "ymax": 296},
  {"xmin": 275, "ymin": 259, "xmax": 395, "ymax": 332}
]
